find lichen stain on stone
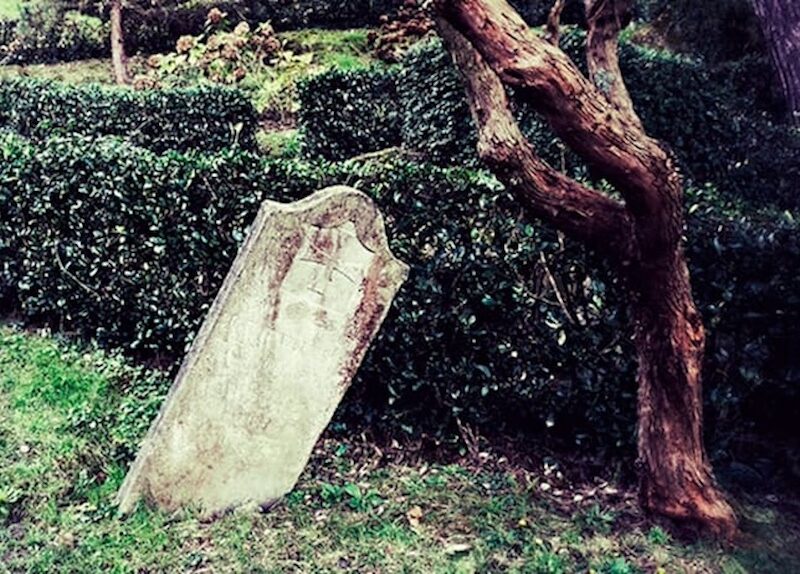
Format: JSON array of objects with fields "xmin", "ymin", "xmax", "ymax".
[
  {"xmin": 266, "ymin": 227, "xmax": 303, "ymax": 325},
  {"xmin": 314, "ymin": 308, "xmax": 331, "ymax": 328},
  {"xmin": 309, "ymin": 226, "xmax": 335, "ymax": 263},
  {"xmin": 339, "ymin": 257, "xmax": 388, "ymax": 388}
]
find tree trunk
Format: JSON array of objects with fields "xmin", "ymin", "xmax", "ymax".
[
  {"xmin": 110, "ymin": 0, "xmax": 130, "ymax": 85},
  {"xmin": 751, "ymin": 0, "xmax": 800, "ymax": 123},
  {"xmin": 435, "ymin": 0, "xmax": 739, "ymax": 539},
  {"xmin": 628, "ymin": 251, "xmax": 738, "ymax": 539}
]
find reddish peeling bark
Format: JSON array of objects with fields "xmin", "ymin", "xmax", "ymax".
[
  {"xmin": 545, "ymin": 0, "xmax": 566, "ymax": 46},
  {"xmin": 583, "ymin": 0, "xmax": 641, "ymax": 128},
  {"xmin": 629, "ymin": 251, "xmax": 736, "ymax": 538},
  {"xmin": 751, "ymin": 0, "xmax": 800, "ymax": 124},
  {"xmin": 435, "ymin": 0, "xmax": 738, "ymax": 538},
  {"xmin": 110, "ymin": 0, "xmax": 130, "ymax": 85}
]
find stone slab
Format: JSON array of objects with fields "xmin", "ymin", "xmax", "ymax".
[{"xmin": 116, "ymin": 186, "xmax": 408, "ymax": 515}]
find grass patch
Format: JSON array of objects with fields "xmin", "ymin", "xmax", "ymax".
[
  {"xmin": 0, "ymin": 58, "xmax": 131, "ymax": 84},
  {"xmin": 1, "ymin": 325, "xmax": 800, "ymax": 572},
  {"xmin": 0, "ymin": 0, "xmax": 21, "ymax": 20}
]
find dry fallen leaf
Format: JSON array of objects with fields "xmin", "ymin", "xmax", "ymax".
[
  {"xmin": 444, "ymin": 542, "xmax": 472, "ymax": 555},
  {"xmin": 406, "ymin": 505, "xmax": 423, "ymax": 527}
]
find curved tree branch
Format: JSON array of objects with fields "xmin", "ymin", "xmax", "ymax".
[
  {"xmin": 437, "ymin": 18, "xmax": 632, "ymax": 254},
  {"xmin": 435, "ymin": 0, "xmax": 683, "ymax": 258},
  {"xmin": 583, "ymin": 0, "xmax": 642, "ymax": 127},
  {"xmin": 434, "ymin": 0, "xmax": 738, "ymax": 540}
]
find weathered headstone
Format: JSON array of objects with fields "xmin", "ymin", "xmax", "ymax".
[{"xmin": 116, "ymin": 186, "xmax": 408, "ymax": 515}]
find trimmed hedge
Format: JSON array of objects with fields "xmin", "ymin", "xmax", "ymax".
[
  {"xmin": 297, "ymin": 68, "xmax": 401, "ymax": 160},
  {"xmin": 0, "ymin": 133, "xmax": 797, "ymax": 451},
  {"xmin": 300, "ymin": 33, "xmax": 800, "ymax": 210},
  {"xmin": 397, "ymin": 41, "xmax": 476, "ymax": 166},
  {"xmin": 0, "ymin": 78, "xmax": 258, "ymax": 153},
  {"xmin": 247, "ymin": 0, "xmax": 403, "ymax": 31}
]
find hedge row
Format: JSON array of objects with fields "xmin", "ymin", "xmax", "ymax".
[
  {"xmin": 297, "ymin": 68, "xmax": 401, "ymax": 159},
  {"xmin": 299, "ymin": 33, "xmax": 800, "ymax": 210},
  {"xmin": 0, "ymin": 78, "xmax": 258, "ymax": 153},
  {"xmin": 1, "ymin": 132, "xmax": 797, "ymax": 451}
]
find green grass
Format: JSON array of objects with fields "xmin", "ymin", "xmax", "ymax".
[
  {"xmin": 0, "ymin": 58, "xmax": 121, "ymax": 84},
  {"xmin": 0, "ymin": 0, "xmax": 21, "ymax": 19},
  {"xmin": 2, "ymin": 325, "xmax": 800, "ymax": 572}
]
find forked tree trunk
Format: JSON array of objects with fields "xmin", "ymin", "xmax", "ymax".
[
  {"xmin": 435, "ymin": 0, "xmax": 738, "ymax": 538},
  {"xmin": 751, "ymin": 0, "xmax": 800, "ymax": 123},
  {"xmin": 110, "ymin": 0, "xmax": 130, "ymax": 85}
]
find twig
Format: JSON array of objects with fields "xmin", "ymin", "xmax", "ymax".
[
  {"xmin": 344, "ymin": 146, "xmax": 422, "ymax": 164},
  {"xmin": 539, "ymin": 250, "xmax": 576, "ymax": 324},
  {"xmin": 545, "ymin": 0, "xmax": 567, "ymax": 46},
  {"xmin": 53, "ymin": 244, "xmax": 102, "ymax": 300}
]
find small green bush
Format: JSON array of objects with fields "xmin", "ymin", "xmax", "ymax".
[
  {"xmin": 0, "ymin": 134, "xmax": 797, "ymax": 451},
  {"xmin": 0, "ymin": 77, "xmax": 258, "ymax": 153},
  {"xmin": 0, "ymin": 1, "xmax": 106, "ymax": 64},
  {"xmin": 297, "ymin": 67, "xmax": 401, "ymax": 160}
]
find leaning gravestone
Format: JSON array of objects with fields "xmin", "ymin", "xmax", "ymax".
[{"xmin": 116, "ymin": 186, "xmax": 408, "ymax": 516}]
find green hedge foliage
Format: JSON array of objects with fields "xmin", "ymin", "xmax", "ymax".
[
  {"xmin": 297, "ymin": 68, "xmax": 401, "ymax": 160},
  {"xmin": 0, "ymin": 133, "xmax": 797, "ymax": 450},
  {"xmin": 246, "ymin": 0, "xmax": 402, "ymax": 30},
  {"xmin": 641, "ymin": 0, "xmax": 765, "ymax": 63},
  {"xmin": 121, "ymin": 0, "xmax": 403, "ymax": 57},
  {"xmin": 300, "ymin": 33, "xmax": 800, "ymax": 210},
  {"xmin": 0, "ymin": 78, "xmax": 258, "ymax": 153},
  {"xmin": 0, "ymin": 18, "xmax": 16, "ymax": 48}
]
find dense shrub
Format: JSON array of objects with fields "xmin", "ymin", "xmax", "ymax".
[
  {"xmin": 297, "ymin": 68, "xmax": 401, "ymax": 160},
  {"xmin": 0, "ymin": 1, "xmax": 106, "ymax": 64},
  {"xmin": 508, "ymin": 0, "xmax": 585, "ymax": 27},
  {"xmin": 0, "ymin": 18, "xmax": 16, "ymax": 49},
  {"xmin": 0, "ymin": 133, "xmax": 797, "ymax": 451},
  {"xmin": 120, "ymin": 1, "xmax": 244, "ymax": 56},
  {"xmin": 303, "ymin": 34, "xmax": 800, "ymax": 210},
  {"xmin": 685, "ymin": 189, "xmax": 800, "ymax": 448},
  {"xmin": 397, "ymin": 40, "xmax": 477, "ymax": 166},
  {"xmin": 641, "ymin": 0, "xmax": 765, "ymax": 63},
  {"xmin": 246, "ymin": 0, "xmax": 403, "ymax": 30},
  {"xmin": 0, "ymin": 78, "xmax": 258, "ymax": 152}
]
